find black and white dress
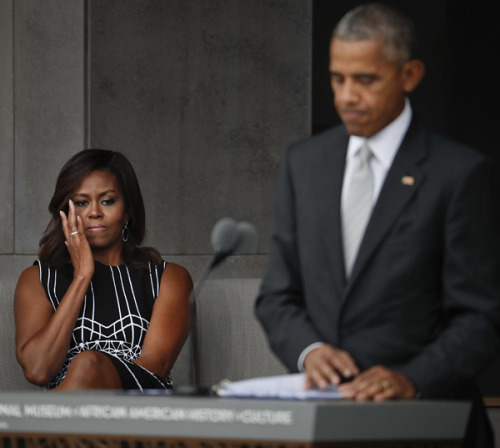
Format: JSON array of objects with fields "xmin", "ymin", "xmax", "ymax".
[{"xmin": 35, "ymin": 259, "xmax": 172, "ymax": 391}]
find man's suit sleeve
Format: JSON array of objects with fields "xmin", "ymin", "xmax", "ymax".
[
  {"xmin": 398, "ymin": 157, "xmax": 500, "ymax": 398},
  {"xmin": 255, "ymin": 146, "xmax": 324, "ymax": 372}
]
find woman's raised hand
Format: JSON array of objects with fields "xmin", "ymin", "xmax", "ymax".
[{"xmin": 60, "ymin": 199, "xmax": 94, "ymax": 280}]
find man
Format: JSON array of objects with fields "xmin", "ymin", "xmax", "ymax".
[{"xmin": 256, "ymin": 4, "xmax": 500, "ymax": 446}]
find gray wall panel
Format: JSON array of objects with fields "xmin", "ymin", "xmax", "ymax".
[
  {"xmin": 0, "ymin": 0, "xmax": 14, "ymax": 253},
  {"xmin": 14, "ymin": 0, "xmax": 85, "ymax": 253},
  {"xmin": 165, "ymin": 254, "xmax": 268, "ymax": 282},
  {"xmin": 0, "ymin": 255, "xmax": 35, "ymax": 282},
  {"xmin": 88, "ymin": 0, "xmax": 312, "ymax": 262}
]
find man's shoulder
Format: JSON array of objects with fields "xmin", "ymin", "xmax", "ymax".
[
  {"xmin": 287, "ymin": 124, "xmax": 348, "ymax": 159},
  {"xmin": 409, "ymin": 120, "xmax": 486, "ymax": 166}
]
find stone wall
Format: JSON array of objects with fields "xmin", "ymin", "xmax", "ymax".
[{"xmin": 0, "ymin": 0, "xmax": 312, "ymax": 282}]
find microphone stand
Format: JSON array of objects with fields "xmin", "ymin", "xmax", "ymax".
[
  {"xmin": 128, "ymin": 217, "xmax": 255, "ymax": 397},
  {"xmin": 173, "ymin": 251, "xmax": 227, "ymax": 396}
]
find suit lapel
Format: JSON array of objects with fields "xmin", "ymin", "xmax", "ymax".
[
  {"xmin": 344, "ymin": 122, "xmax": 428, "ymax": 296},
  {"xmin": 320, "ymin": 129, "xmax": 349, "ymax": 294}
]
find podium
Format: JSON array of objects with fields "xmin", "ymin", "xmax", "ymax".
[{"xmin": 0, "ymin": 391, "xmax": 470, "ymax": 447}]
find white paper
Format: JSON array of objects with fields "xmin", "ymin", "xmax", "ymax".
[{"xmin": 216, "ymin": 373, "xmax": 343, "ymax": 400}]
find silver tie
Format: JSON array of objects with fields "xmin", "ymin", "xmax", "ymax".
[{"xmin": 342, "ymin": 142, "xmax": 374, "ymax": 277}]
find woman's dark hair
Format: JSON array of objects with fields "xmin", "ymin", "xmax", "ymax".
[{"xmin": 39, "ymin": 149, "xmax": 161, "ymax": 270}]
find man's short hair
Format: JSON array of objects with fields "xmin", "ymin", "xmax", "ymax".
[{"xmin": 332, "ymin": 3, "xmax": 417, "ymax": 66}]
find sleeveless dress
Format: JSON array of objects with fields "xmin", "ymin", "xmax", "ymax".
[{"xmin": 35, "ymin": 259, "xmax": 172, "ymax": 391}]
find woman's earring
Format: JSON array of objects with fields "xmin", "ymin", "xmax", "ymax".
[{"xmin": 122, "ymin": 222, "xmax": 129, "ymax": 243}]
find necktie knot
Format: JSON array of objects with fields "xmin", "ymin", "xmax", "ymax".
[{"xmin": 357, "ymin": 142, "xmax": 372, "ymax": 167}]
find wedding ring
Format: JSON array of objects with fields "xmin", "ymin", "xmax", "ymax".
[
  {"xmin": 381, "ymin": 379, "xmax": 391, "ymax": 391},
  {"xmin": 70, "ymin": 230, "xmax": 79, "ymax": 236}
]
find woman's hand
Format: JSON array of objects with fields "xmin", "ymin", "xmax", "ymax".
[
  {"xmin": 60, "ymin": 199, "xmax": 94, "ymax": 280},
  {"xmin": 15, "ymin": 200, "xmax": 97, "ymax": 386}
]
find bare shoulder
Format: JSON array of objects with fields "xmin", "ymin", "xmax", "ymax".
[
  {"xmin": 14, "ymin": 264, "xmax": 51, "ymax": 317},
  {"xmin": 15, "ymin": 265, "xmax": 41, "ymax": 295},
  {"xmin": 161, "ymin": 262, "xmax": 193, "ymax": 293}
]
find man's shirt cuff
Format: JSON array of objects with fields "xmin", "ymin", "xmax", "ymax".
[{"xmin": 297, "ymin": 342, "xmax": 325, "ymax": 372}]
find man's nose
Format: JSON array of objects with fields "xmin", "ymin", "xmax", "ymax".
[{"xmin": 336, "ymin": 80, "xmax": 359, "ymax": 104}]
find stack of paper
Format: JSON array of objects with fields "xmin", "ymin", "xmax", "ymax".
[{"xmin": 216, "ymin": 373, "xmax": 343, "ymax": 400}]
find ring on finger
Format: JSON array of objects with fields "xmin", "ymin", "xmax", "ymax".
[
  {"xmin": 70, "ymin": 230, "xmax": 79, "ymax": 236},
  {"xmin": 380, "ymin": 379, "xmax": 391, "ymax": 391}
]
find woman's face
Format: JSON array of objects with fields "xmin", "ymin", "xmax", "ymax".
[{"xmin": 71, "ymin": 170, "xmax": 128, "ymax": 258}]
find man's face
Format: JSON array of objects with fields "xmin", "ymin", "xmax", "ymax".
[{"xmin": 329, "ymin": 38, "xmax": 417, "ymax": 138}]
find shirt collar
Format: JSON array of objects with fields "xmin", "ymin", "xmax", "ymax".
[{"xmin": 347, "ymin": 98, "xmax": 412, "ymax": 169}]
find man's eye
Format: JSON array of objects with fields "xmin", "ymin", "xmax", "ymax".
[
  {"xmin": 331, "ymin": 75, "xmax": 344, "ymax": 84},
  {"xmin": 357, "ymin": 76, "xmax": 377, "ymax": 85}
]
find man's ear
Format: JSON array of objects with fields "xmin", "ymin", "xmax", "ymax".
[{"xmin": 402, "ymin": 59, "xmax": 425, "ymax": 93}]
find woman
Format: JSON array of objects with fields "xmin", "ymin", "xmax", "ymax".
[{"xmin": 14, "ymin": 149, "xmax": 192, "ymax": 391}]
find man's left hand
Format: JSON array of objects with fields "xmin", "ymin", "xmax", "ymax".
[{"xmin": 338, "ymin": 366, "xmax": 416, "ymax": 402}]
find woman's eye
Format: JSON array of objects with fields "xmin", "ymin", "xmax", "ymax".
[
  {"xmin": 73, "ymin": 201, "xmax": 87, "ymax": 207},
  {"xmin": 102, "ymin": 198, "xmax": 115, "ymax": 206}
]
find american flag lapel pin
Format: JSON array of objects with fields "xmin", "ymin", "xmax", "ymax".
[{"xmin": 401, "ymin": 175, "xmax": 415, "ymax": 186}]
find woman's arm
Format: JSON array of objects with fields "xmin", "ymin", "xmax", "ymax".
[
  {"xmin": 134, "ymin": 263, "xmax": 192, "ymax": 378},
  {"xmin": 14, "ymin": 266, "xmax": 91, "ymax": 386},
  {"xmin": 14, "ymin": 200, "xmax": 94, "ymax": 386}
]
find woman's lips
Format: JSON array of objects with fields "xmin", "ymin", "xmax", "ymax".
[{"xmin": 87, "ymin": 226, "xmax": 106, "ymax": 233}]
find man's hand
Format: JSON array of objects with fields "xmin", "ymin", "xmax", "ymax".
[
  {"xmin": 304, "ymin": 344, "xmax": 359, "ymax": 389},
  {"xmin": 338, "ymin": 365, "xmax": 417, "ymax": 401}
]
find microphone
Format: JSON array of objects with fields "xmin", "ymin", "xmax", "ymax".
[
  {"xmin": 234, "ymin": 221, "xmax": 258, "ymax": 253},
  {"xmin": 210, "ymin": 218, "xmax": 257, "ymax": 270},
  {"xmin": 174, "ymin": 217, "xmax": 257, "ymax": 395},
  {"xmin": 209, "ymin": 217, "xmax": 240, "ymax": 266}
]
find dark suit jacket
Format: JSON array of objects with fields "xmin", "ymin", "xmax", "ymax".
[{"xmin": 256, "ymin": 120, "xmax": 500, "ymax": 444}]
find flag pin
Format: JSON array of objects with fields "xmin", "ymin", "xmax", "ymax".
[{"xmin": 401, "ymin": 176, "xmax": 414, "ymax": 186}]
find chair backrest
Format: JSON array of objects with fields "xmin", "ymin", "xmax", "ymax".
[{"xmin": 193, "ymin": 278, "xmax": 287, "ymax": 388}]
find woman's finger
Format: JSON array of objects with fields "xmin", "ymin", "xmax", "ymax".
[
  {"xmin": 74, "ymin": 215, "xmax": 89, "ymax": 246},
  {"xmin": 68, "ymin": 200, "xmax": 78, "ymax": 232},
  {"xmin": 60, "ymin": 209, "xmax": 70, "ymax": 240},
  {"xmin": 76, "ymin": 214, "xmax": 84, "ymax": 234}
]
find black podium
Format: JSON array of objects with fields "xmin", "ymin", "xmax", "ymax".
[{"xmin": 0, "ymin": 391, "xmax": 470, "ymax": 447}]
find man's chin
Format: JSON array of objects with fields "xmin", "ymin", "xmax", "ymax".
[{"xmin": 343, "ymin": 123, "xmax": 371, "ymax": 138}]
